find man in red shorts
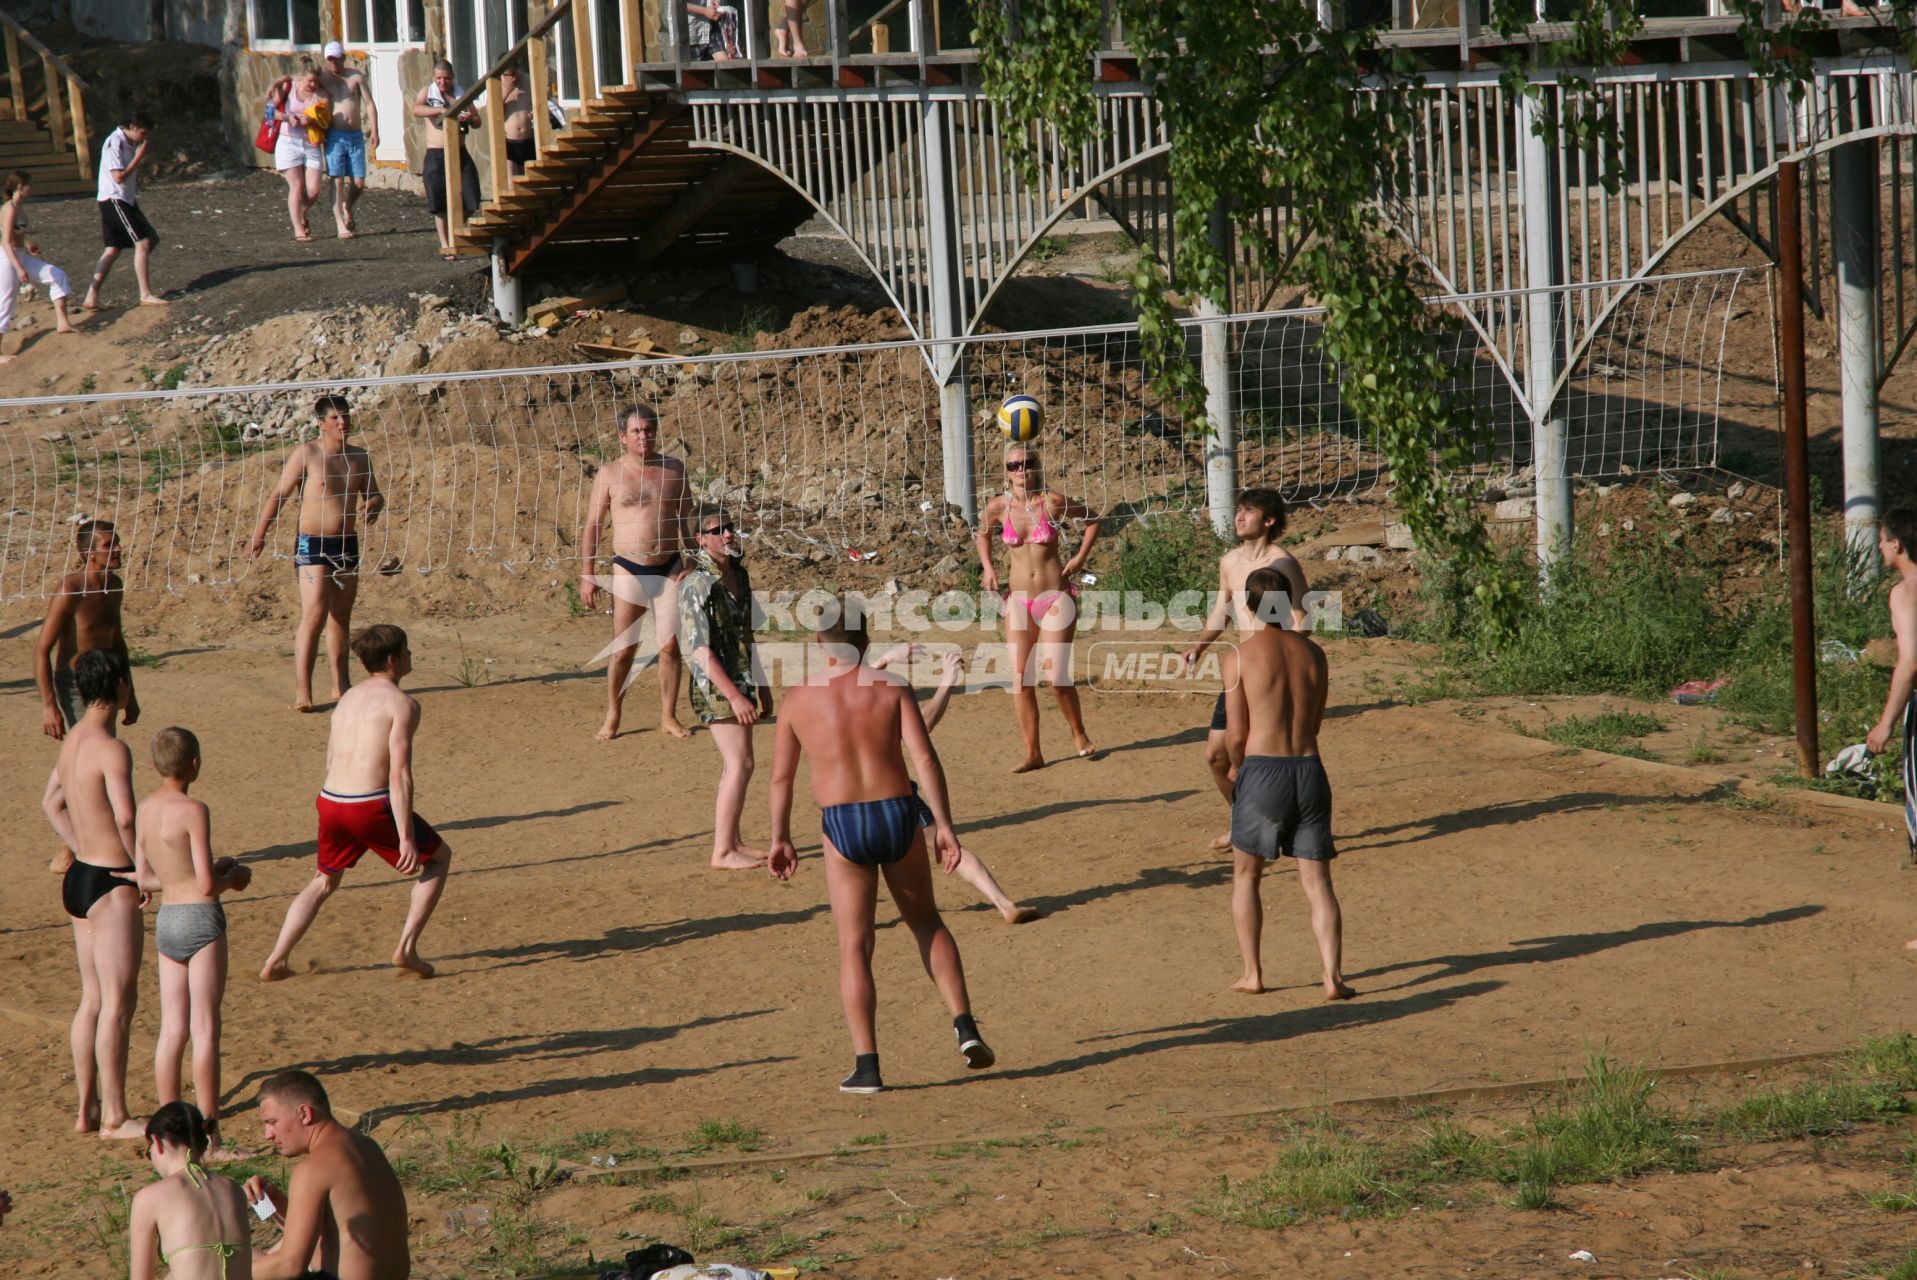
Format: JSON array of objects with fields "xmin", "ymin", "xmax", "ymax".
[{"xmin": 259, "ymin": 623, "xmax": 452, "ymax": 982}]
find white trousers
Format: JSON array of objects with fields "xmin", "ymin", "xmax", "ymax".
[{"xmin": 0, "ymin": 253, "xmax": 72, "ymax": 333}]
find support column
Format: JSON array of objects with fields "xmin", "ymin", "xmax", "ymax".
[
  {"xmin": 1518, "ymin": 87, "xmax": 1571, "ymax": 576},
  {"xmin": 922, "ymin": 100, "xmax": 975, "ymax": 524},
  {"xmin": 1200, "ymin": 206, "xmax": 1237, "ymax": 536},
  {"xmin": 491, "ymin": 240, "xmax": 523, "ymax": 327},
  {"xmin": 1832, "ymin": 137, "xmax": 1882, "ymax": 574}
]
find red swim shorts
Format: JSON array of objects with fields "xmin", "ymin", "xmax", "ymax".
[{"xmin": 315, "ymin": 789, "xmax": 444, "ymax": 874}]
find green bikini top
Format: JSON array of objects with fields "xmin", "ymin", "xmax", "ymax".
[{"xmin": 158, "ymin": 1164, "xmax": 239, "ymax": 1277}]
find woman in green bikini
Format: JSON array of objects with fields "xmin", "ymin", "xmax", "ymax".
[{"xmin": 129, "ymin": 1102, "xmax": 251, "ymax": 1279}]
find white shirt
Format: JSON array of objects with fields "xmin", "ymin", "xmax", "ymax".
[{"xmin": 97, "ymin": 127, "xmax": 139, "ymax": 204}]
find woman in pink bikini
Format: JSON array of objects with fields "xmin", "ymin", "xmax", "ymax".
[{"xmin": 974, "ymin": 444, "xmax": 1104, "ymax": 771}]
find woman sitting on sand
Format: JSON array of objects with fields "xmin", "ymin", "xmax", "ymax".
[
  {"xmin": 974, "ymin": 444, "xmax": 1104, "ymax": 771},
  {"xmin": 127, "ymin": 1102, "xmax": 252, "ymax": 1280},
  {"xmin": 0, "ymin": 169, "xmax": 78, "ymax": 361}
]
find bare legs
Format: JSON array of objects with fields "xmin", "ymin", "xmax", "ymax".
[
  {"xmin": 707, "ymin": 720, "xmax": 766, "ymax": 870},
  {"xmin": 70, "ymin": 885, "xmax": 143, "ymax": 1139},
  {"xmin": 1231, "ymin": 850, "xmax": 1353, "ymax": 999},
  {"xmin": 600, "ymin": 571, "xmax": 686, "ymax": 741},
  {"xmin": 1005, "ymin": 603, "xmax": 1094, "ymax": 771},
  {"xmin": 83, "ymin": 239, "xmax": 166, "ymax": 310},
  {"xmin": 293, "ymin": 565, "xmax": 358, "ymax": 711},
  {"xmin": 952, "ymin": 845, "xmax": 1039, "ymax": 923},
  {"xmin": 1204, "ymin": 728, "xmax": 1234, "ymax": 850},
  {"xmin": 822, "ymin": 834, "xmax": 972, "ymax": 1057},
  {"xmin": 261, "ymin": 849, "xmax": 451, "ymax": 982},
  {"xmin": 155, "ymin": 937, "xmax": 229, "ymax": 1151},
  {"xmin": 283, "ymin": 166, "xmax": 322, "ymax": 241},
  {"xmin": 332, "ymin": 177, "xmax": 363, "ymax": 238}
]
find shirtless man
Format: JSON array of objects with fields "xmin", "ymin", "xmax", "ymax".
[
  {"xmin": 45, "ymin": 647, "xmax": 147, "ymax": 1139},
  {"xmin": 579, "ymin": 404, "xmax": 691, "ymax": 741},
  {"xmin": 1183, "ymin": 489, "xmax": 1308, "ymax": 852},
  {"xmin": 412, "ymin": 59, "xmax": 479, "ymax": 259},
  {"xmin": 37, "ymin": 518, "xmax": 138, "ymax": 873},
  {"xmin": 259, "ymin": 625, "xmax": 450, "ymax": 982},
  {"xmin": 768, "ymin": 598, "xmax": 995, "ymax": 1094},
  {"xmin": 246, "ymin": 394, "xmax": 385, "ymax": 712},
  {"xmin": 320, "ymin": 41, "xmax": 380, "ymax": 239},
  {"xmin": 498, "ymin": 62, "xmax": 534, "ymax": 178},
  {"xmin": 1220, "ymin": 566, "xmax": 1353, "ymax": 1001},
  {"xmin": 246, "ymin": 1070, "xmax": 411, "ymax": 1280},
  {"xmin": 1865, "ymin": 508, "xmax": 1917, "ymax": 946}
]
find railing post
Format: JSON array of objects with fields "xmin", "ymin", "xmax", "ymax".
[
  {"xmin": 664, "ymin": 0, "xmax": 690, "ymax": 65},
  {"xmin": 1200, "ymin": 206, "xmax": 1237, "ymax": 537},
  {"xmin": 446, "ymin": 116, "xmax": 468, "ymax": 241},
  {"xmin": 625, "ymin": 0, "xmax": 649, "ymax": 70},
  {"xmin": 744, "ymin": 0, "xmax": 769, "ymax": 61},
  {"xmin": 40, "ymin": 52, "xmax": 65, "ymax": 151},
  {"xmin": 1517, "ymin": 82, "xmax": 1571, "ymax": 577},
  {"xmin": 3, "ymin": 27, "xmax": 24, "ymax": 123},
  {"xmin": 1457, "ymin": 0, "xmax": 1478, "ymax": 65},
  {"xmin": 485, "ymin": 70, "xmax": 508, "ymax": 195},
  {"xmin": 572, "ymin": 0, "xmax": 598, "ymax": 99},
  {"xmin": 67, "ymin": 72, "xmax": 89, "ymax": 175},
  {"xmin": 824, "ymin": 0, "xmax": 850, "ymax": 61},
  {"xmin": 530, "ymin": 32, "xmax": 555, "ymax": 152},
  {"xmin": 922, "ymin": 99, "xmax": 975, "ymax": 525},
  {"xmin": 1778, "ymin": 159, "xmax": 1821, "ymax": 780},
  {"xmin": 910, "ymin": 0, "xmax": 933, "ymax": 56}
]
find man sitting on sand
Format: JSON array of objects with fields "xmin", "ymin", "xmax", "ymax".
[
  {"xmin": 259, "ymin": 624, "xmax": 451, "ymax": 982},
  {"xmin": 245, "ymin": 394, "xmax": 385, "ymax": 712},
  {"xmin": 246, "ymin": 1070, "xmax": 411, "ymax": 1280},
  {"xmin": 768, "ymin": 597, "xmax": 995, "ymax": 1094},
  {"xmin": 1220, "ymin": 566, "xmax": 1354, "ymax": 1001}
]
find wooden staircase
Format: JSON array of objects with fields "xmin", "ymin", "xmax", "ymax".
[
  {"xmin": 0, "ymin": 14, "xmax": 92, "ymax": 197},
  {"xmin": 451, "ymin": 87, "xmax": 811, "ymax": 274}
]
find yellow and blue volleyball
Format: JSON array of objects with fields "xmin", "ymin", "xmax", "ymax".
[{"xmin": 998, "ymin": 394, "xmax": 1043, "ymax": 442}]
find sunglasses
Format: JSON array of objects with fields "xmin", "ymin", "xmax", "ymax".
[
  {"xmin": 701, "ymin": 523, "xmax": 735, "ymax": 536},
  {"xmin": 1005, "ymin": 459, "xmax": 1037, "ymax": 472}
]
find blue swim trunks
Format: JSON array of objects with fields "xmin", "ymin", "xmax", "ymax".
[
  {"xmin": 325, "ymin": 128, "xmax": 367, "ymax": 180},
  {"xmin": 821, "ymin": 785, "xmax": 934, "ymax": 867},
  {"xmin": 295, "ymin": 532, "xmax": 360, "ymax": 575}
]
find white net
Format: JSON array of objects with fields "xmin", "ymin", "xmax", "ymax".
[{"xmin": 0, "ymin": 268, "xmax": 1749, "ymax": 600}]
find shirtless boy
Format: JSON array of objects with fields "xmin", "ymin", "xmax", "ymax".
[
  {"xmin": 413, "ymin": 59, "xmax": 480, "ymax": 259},
  {"xmin": 37, "ymin": 518, "xmax": 138, "ymax": 873},
  {"xmin": 246, "ymin": 394, "xmax": 385, "ymax": 712},
  {"xmin": 320, "ymin": 41, "xmax": 380, "ymax": 238},
  {"xmin": 768, "ymin": 598, "xmax": 995, "ymax": 1093},
  {"xmin": 45, "ymin": 647, "xmax": 146, "ymax": 1139},
  {"xmin": 579, "ymin": 404, "xmax": 691, "ymax": 741},
  {"xmin": 1184, "ymin": 490, "xmax": 1308, "ymax": 851},
  {"xmin": 498, "ymin": 62, "xmax": 534, "ymax": 178},
  {"xmin": 1865, "ymin": 508, "xmax": 1917, "ymax": 948},
  {"xmin": 1220, "ymin": 566, "xmax": 1353, "ymax": 1000},
  {"xmin": 127, "ymin": 727, "xmax": 251, "ymax": 1157},
  {"xmin": 259, "ymin": 624, "xmax": 452, "ymax": 982},
  {"xmin": 247, "ymin": 1070, "xmax": 412, "ymax": 1280}
]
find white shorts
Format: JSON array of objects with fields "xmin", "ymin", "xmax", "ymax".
[
  {"xmin": 275, "ymin": 130, "xmax": 323, "ymax": 172},
  {"xmin": 0, "ymin": 252, "xmax": 71, "ymax": 332}
]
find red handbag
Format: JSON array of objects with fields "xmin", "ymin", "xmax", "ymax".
[{"xmin": 255, "ymin": 96, "xmax": 283, "ymax": 153}]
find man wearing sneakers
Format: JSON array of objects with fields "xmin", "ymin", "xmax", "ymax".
[
  {"xmin": 768, "ymin": 597, "xmax": 994, "ymax": 1093},
  {"xmin": 83, "ymin": 111, "xmax": 166, "ymax": 311}
]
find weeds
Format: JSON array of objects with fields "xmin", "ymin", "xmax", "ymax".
[
  {"xmin": 128, "ymin": 647, "xmax": 164, "ymax": 669},
  {"xmin": 1105, "ymin": 512, "xmax": 1231, "ymax": 602},
  {"xmin": 1028, "ymin": 235, "xmax": 1063, "ymax": 262},
  {"xmin": 682, "ymin": 1118, "xmax": 763, "ymax": 1154},
  {"xmin": 1533, "ymin": 710, "xmax": 1663, "ymax": 759},
  {"xmin": 454, "ymin": 632, "xmax": 491, "ymax": 688}
]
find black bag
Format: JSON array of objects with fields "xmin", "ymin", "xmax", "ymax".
[{"xmin": 601, "ymin": 1242, "xmax": 697, "ymax": 1280}]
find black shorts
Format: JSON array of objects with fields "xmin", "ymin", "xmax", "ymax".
[
  {"xmin": 505, "ymin": 136, "xmax": 535, "ymax": 164},
  {"xmin": 1231, "ymin": 755, "xmax": 1336, "ymax": 861},
  {"xmin": 100, "ymin": 199, "xmax": 157, "ymax": 250},
  {"xmin": 1210, "ymin": 691, "xmax": 1227, "ymax": 732},
  {"xmin": 422, "ymin": 147, "xmax": 479, "ymax": 218}
]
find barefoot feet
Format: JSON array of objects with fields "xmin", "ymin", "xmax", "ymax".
[
  {"xmin": 660, "ymin": 716, "xmax": 692, "ymax": 740},
  {"xmin": 1324, "ymin": 981, "xmax": 1357, "ymax": 1002},
  {"xmin": 393, "ymin": 952, "xmax": 435, "ymax": 978},
  {"xmin": 1011, "ymin": 754, "xmax": 1045, "ymax": 774},
  {"xmin": 596, "ymin": 710, "xmax": 621, "ymax": 742},
  {"xmin": 258, "ymin": 960, "xmax": 294, "ymax": 983},
  {"xmin": 711, "ymin": 844, "xmax": 768, "ymax": 871},
  {"xmin": 74, "ymin": 1100, "xmax": 99, "ymax": 1134},
  {"xmin": 1001, "ymin": 904, "xmax": 1042, "ymax": 924},
  {"xmin": 1229, "ymin": 974, "xmax": 1266, "ymax": 995},
  {"xmin": 1208, "ymin": 831, "xmax": 1233, "ymax": 852},
  {"xmin": 99, "ymin": 1118, "xmax": 146, "ymax": 1141},
  {"xmin": 139, "ymin": 294, "xmax": 170, "ymax": 307}
]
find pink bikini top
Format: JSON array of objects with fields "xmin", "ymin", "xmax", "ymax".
[{"xmin": 1000, "ymin": 499, "xmax": 1057, "ymax": 547}]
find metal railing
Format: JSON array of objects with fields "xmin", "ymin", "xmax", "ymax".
[{"xmin": 0, "ymin": 11, "xmax": 91, "ymax": 180}]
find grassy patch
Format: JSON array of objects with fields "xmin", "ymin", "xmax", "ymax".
[
  {"xmin": 1105, "ymin": 512, "xmax": 1231, "ymax": 602},
  {"xmin": 682, "ymin": 1118, "xmax": 763, "ymax": 1154},
  {"xmin": 1532, "ymin": 709, "xmax": 1664, "ymax": 759}
]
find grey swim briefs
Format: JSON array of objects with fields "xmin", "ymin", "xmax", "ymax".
[{"xmin": 155, "ymin": 901, "xmax": 227, "ymax": 964}]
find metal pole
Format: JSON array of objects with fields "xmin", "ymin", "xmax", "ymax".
[
  {"xmin": 1779, "ymin": 159, "xmax": 1821, "ymax": 778},
  {"xmin": 1518, "ymin": 86, "xmax": 1571, "ymax": 576},
  {"xmin": 1832, "ymin": 137, "xmax": 1882, "ymax": 577},
  {"xmin": 922, "ymin": 100, "xmax": 975, "ymax": 524},
  {"xmin": 1200, "ymin": 205, "xmax": 1236, "ymax": 536},
  {"xmin": 491, "ymin": 239, "xmax": 523, "ymax": 326}
]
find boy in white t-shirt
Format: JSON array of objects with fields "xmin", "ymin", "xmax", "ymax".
[{"xmin": 82, "ymin": 111, "xmax": 167, "ymax": 311}]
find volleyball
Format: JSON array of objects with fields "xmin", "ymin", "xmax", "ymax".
[{"xmin": 998, "ymin": 394, "xmax": 1043, "ymax": 442}]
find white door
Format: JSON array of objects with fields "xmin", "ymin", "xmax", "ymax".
[{"xmin": 344, "ymin": 0, "xmax": 424, "ymax": 164}]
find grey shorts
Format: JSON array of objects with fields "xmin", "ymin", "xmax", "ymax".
[
  {"xmin": 53, "ymin": 670, "xmax": 84, "ymax": 730},
  {"xmin": 1231, "ymin": 755, "xmax": 1336, "ymax": 861},
  {"xmin": 156, "ymin": 901, "xmax": 227, "ymax": 964}
]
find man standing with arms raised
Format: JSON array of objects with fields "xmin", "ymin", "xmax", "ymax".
[
  {"xmin": 37, "ymin": 519, "xmax": 138, "ymax": 873},
  {"xmin": 319, "ymin": 41, "xmax": 380, "ymax": 239},
  {"xmin": 246, "ymin": 1069, "xmax": 411, "ymax": 1279},
  {"xmin": 246, "ymin": 394, "xmax": 385, "ymax": 712},
  {"xmin": 579, "ymin": 404, "xmax": 691, "ymax": 741},
  {"xmin": 260, "ymin": 625, "xmax": 451, "ymax": 982}
]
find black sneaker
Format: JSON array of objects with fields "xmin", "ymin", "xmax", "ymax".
[
  {"xmin": 839, "ymin": 1059, "xmax": 884, "ymax": 1094},
  {"xmin": 957, "ymin": 1029, "xmax": 995, "ymax": 1070}
]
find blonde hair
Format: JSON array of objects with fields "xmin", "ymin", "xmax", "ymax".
[{"xmin": 151, "ymin": 726, "xmax": 200, "ymax": 780}]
